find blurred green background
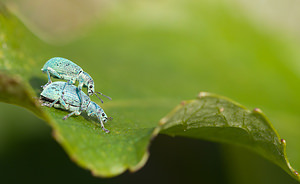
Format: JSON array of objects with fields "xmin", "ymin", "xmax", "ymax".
[{"xmin": 0, "ymin": 0, "xmax": 300, "ymax": 183}]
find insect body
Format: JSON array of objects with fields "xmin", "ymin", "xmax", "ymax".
[
  {"xmin": 41, "ymin": 57, "xmax": 111, "ymax": 106},
  {"xmin": 40, "ymin": 81, "xmax": 110, "ymax": 133}
]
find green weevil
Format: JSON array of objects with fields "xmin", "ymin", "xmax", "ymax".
[
  {"xmin": 40, "ymin": 81, "xmax": 111, "ymax": 133},
  {"xmin": 41, "ymin": 57, "xmax": 111, "ymax": 107}
]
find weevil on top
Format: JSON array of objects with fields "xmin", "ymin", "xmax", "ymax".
[
  {"xmin": 40, "ymin": 82, "xmax": 111, "ymax": 133},
  {"xmin": 41, "ymin": 57, "xmax": 111, "ymax": 106}
]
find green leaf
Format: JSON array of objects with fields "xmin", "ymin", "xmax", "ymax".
[
  {"xmin": 1, "ymin": 0, "xmax": 300, "ymax": 182},
  {"xmin": 0, "ymin": 5, "xmax": 166, "ymax": 177},
  {"xmin": 160, "ymin": 92, "xmax": 300, "ymax": 181}
]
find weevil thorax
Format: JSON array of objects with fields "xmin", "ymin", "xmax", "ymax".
[
  {"xmin": 79, "ymin": 71, "xmax": 95, "ymax": 96},
  {"xmin": 86, "ymin": 101, "xmax": 97, "ymax": 117},
  {"xmin": 86, "ymin": 101, "xmax": 108, "ymax": 123}
]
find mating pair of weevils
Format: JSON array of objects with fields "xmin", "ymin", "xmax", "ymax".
[{"xmin": 40, "ymin": 57, "xmax": 111, "ymax": 133}]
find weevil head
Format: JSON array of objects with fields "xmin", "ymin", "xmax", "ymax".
[
  {"xmin": 86, "ymin": 101, "xmax": 108, "ymax": 123},
  {"xmin": 87, "ymin": 80, "xmax": 95, "ymax": 96},
  {"xmin": 97, "ymin": 105, "xmax": 108, "ymax": 123},
  {"xmin": 81, "ymin": 71, "xmax": 95, "ymax": 96},
  {"xmin": 100, "ymin": 112, "xmax": 108, "ymax": 123}
]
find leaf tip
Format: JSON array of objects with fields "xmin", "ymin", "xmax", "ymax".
[{"xmin": 129, "ymin": 151, "xmax": 150, "ymax": 173}]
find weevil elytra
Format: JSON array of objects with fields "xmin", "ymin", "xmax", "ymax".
[
  {"xmin": 41, "ymin": 57, "xmax": 111, "ymax": 106},
  {"xmin": 40, "ymin": 81, "xmax": 111, "ymax": 133}
]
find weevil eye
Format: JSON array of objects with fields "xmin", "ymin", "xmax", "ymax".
[
  {"xmin": 89, "ymin": 85, "xmax": 93, "ymax": 88},
  {"xmin": 102, "ymin": 113, "xmax": 105, "ymax": 117}
]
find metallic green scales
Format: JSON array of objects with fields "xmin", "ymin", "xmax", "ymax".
[
  {"xmin": 40, "ymin": 81, "xmax": 110, "ymax": 133},
  {"xmin": 42, "ymin": 57, "xmax": 82, "ymax": 82},
  {"xmin": 41, "ymin": 57, "xmax": 111, "ymax": 105},
  {"xmin": 41, "ymin": 81, "xmax": 90, "ymax": 108}
]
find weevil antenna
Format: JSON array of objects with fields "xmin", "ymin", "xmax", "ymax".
[
  {"xmin": 96, "ymin": 91, "xmax": 112, "ymax": 100},
  {"xmin": 94, "ymin": 93, "xmax": 104, "ymax": 103}
]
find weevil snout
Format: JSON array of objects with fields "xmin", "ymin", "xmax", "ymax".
[
  {"xmin": 87, "ymin": 83, "xmax": 95, "ymax": 95},
  {"xmin": 103, "ymin": 118, "xmax": 107, "ymax": 123},
  {"xmin": 99, "ymin": 111, "xmax": 108, "ymax": 122},
  {"xmin": 88, "ymin": 90, "xmax": 93, "ymax": 96}
]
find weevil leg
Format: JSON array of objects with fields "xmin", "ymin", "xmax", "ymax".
[
  {"xmin": 42, "ymin": 70, "xmax": 53, "ymax": 89},
  {"xmin": 41, "ymin": 102, "xmax": 51, "ymax": 107},
  {"xmin": 42, "ymin": 67, "xmax": 62, "ymax": 89},
  {"xmin": 58, "ymin": 97, "xmax": 69, "ymax": 110},
  {"xmin": 47, "ymin": 67, "xmax": 62, "ymax": 79},
  {"xmin": 53, "ymin": 103, "xmax": 62, "ymax": 108},
  {"xmin": 99, "ymin": 119, "xmax": 110, "ymax": 133},
  {"xmin": 49, "ymin": 99, "xmax": 59, "ymax": 108},
  {"xmin": 61, "ymin": 82, "xmax": 71, "ymax": 105},
  {"xmin": 68, "ymin": 78, "xmax": 76, "ymax": 85},
  {"xmin": 60, "ymin": 79, "xmax": 76, "ymax": 105},
  {"xmin": 63, "ymin": 79, "xmax": 75, "ymax": 91},
  {"xmin": 77, "ymin": 83, "xmax": 84, "ymax": 110},
  {"xmin": 63, "ymin": 111, "xmax": 75, "ymax": 120},
  {"xmin": 48, "ymin": 97, "xmax": 69, "ymax": 110},
  {"xmin": 47, "ymin": 70, "xmax": 52, "ymax": 82},
  {"xmin": 61, "ymin": 82, "xmax": 68, "ymax": 93},
  {"xmin": 63, "ymin": 111, "xmax": 81, "ymax": 120}
]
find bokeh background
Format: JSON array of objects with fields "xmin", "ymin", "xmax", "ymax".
[{"xmin": 0, "ymin": 0, "xmax": 300, "ymax": 183}]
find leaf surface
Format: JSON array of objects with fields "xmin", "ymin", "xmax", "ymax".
[
  {"xmin": 0, "ymin": 1, "xmax": 299, "ymax": 181},
  {"xmin": 160, "ymin": 92, "xmax": 300, "ymax": 181}
]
